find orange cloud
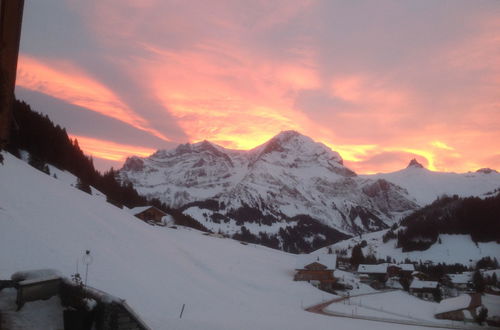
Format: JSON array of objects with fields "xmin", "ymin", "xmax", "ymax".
[
  {"xmin": 16, "ymin": 55, "xmax": 171, "ymax": 142},
  {"xmin": 330, "ymin": 75, "xmax": 409, "ymax": 109},
  {"xmin": 141, "ymin": 42, "xmax": 319, "ymax": 149},
  {"xmin": 70, "ymin": 135, "xmax": 155, "ymax": 162},
  {"xmin": 431, "ymin": 141, "xmax": 454, "ymax": 151}
]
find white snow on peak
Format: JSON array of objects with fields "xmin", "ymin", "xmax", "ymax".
[{"xmin": 365, "ymin": 164, "xmax": 500, "ymax": 206}]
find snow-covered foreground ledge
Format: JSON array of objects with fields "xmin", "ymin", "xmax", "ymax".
[{"xmin": 0, "ymin": 152, "xmax": 448, "ymax": 329}]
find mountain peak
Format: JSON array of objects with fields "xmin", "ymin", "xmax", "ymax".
[
  {"xmin": 407, "ymin": 158, "xmax": 424, "ymax": 169},
  {"xmin": 274, "ymin": 130, "xmax": 302, "ymax": 140}
]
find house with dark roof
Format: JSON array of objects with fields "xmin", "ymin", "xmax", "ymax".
[
  {"xmin": 409, "ymin": 279, "xmax": 440, "ymax": 300},
  {"xmin": 128, "ymin": 206, "xmax": 167, "ymax": 225}
]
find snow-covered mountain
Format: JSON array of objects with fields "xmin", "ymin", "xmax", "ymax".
[
  {"xmin": 365, "ymin": 159, "xmax": 500, "ymax": 206},
  {"xmin": 119, "ymin": 131, "xmax": 419, "ymax": 247}
]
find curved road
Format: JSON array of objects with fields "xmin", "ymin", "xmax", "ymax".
[{"xmin": 305, "ymin": 291, "xmax": 495, "ymax": 330}]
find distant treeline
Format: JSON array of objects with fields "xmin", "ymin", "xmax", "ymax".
[
  {"xmin": 394, "ymin": 194, "xmax": 500, "ymax": 252},
  {"xmin": 7, "ymin": 99, "xmax": 207, "ymax": 232}
]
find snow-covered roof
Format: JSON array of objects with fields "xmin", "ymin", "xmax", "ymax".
[
  {"xmin": 11, "ymin": 269, "xmax": 62, "ymax": 282},
  {"xmin": 410, "ymin": 280, "xmax": 439, "ymax": 289},
  {"xmin": 295, "ymin": 254, "xmax": 337, "ymax": 270},
  {"xmin": 435, "ymin": 294, "xmax": 472, "ymax": 314},
  {"xmin": 357, "ymin": 263, "xmax": 388, "ymax": 274},
  {"xmin": 127, "ymin": 206, "xmax": 164, "ymax": 216},
  {"xmin": 398, "ymin": 264, "xmax": 415, "ymax": 271},
  {"xmin": 448, "ymin": 272, "xmax": 472, "ymax": 284}
]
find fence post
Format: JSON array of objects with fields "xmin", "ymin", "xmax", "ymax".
[{"xmin": 179, "ymin": 304, "xmax": 185, "ymax": 319}]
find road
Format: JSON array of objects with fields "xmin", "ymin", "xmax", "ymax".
[{"xmin": 305, "ymin": 291, "xmax": 496, "ymax": 330}]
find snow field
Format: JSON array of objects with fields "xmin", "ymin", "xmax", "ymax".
[
  {"xmin": 1, "ymin": 152, "xmax": 433, "ymax": 330},
  {"xmin": 323, "ymin": 230, "xmax": 500, "ymax": 266}
]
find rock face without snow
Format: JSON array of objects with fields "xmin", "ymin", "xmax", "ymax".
[
  {"xmin": 119, "ymin": 131, "xmax": 418, "ymax": 251},
  {"xmin": 407, "ymin": 158, "xmax": 424, "ymax": 169}
]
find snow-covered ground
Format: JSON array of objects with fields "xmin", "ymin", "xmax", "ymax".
[
  {"xmin": 321, "ymin": 230, "xmax": 500, "ymax": 266},
  {"xmin": 342, "ymin": 291, "xmax": 440, "ymax": 321},
  {"xmin": 18, "ymin": 149, "xmax": 107, "ymax": 201},
  {"xmin": 0, "ymin": 152, "xmax": 435, "ymax": 330},
  {"xmin": 483, "ymin": 294, "xmax": 500, "ymax": 318},
  {"xmin": 325, "ymin": 290, "xmax": 500, "ymax": 329},
  {"xmin": 0, "ymin": 288, "xmax": 64, "ymax": 329}
]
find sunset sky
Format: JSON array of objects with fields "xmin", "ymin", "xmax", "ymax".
[{"xmin": 15, "ymin": 0, "xmax": 500, "ymax": 174}]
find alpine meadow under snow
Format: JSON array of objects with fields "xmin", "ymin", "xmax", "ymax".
[{"xmin": 0, "ymin": 152, "xmax": 436, "ymax": 330}]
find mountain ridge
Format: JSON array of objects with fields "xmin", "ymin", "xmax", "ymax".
[
  {"xmin": 118, "ymin": 131, "xmax": 420, "ymax": 251},
  {"xmin": 118, "ymin": 131, "xmax": 500, "ymax": 252}
]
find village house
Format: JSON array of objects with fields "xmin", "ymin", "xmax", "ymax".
[
  {"xmin": 398, "ymin": 264, "xmax": 416, "ymax": 277},
  {"xmin": 447, "ymin": 273, "xmax": 473, "ymax": 291},
  {"xmin": 357, "ymin": 263, "xmax": 390, "ymax": 283},
  {"xmin": 294, "ymin": 254, "xmax": 337, "ymax": 291},
  {"xmin": 434, "ymin": 293, "xmax": 482, "ymax": 321},
  {"xmin": 409, "ymin": 279, "xmax": 440, "ymax": 300},
  {"xmin": 128, "ymin": 206, "xmax": 168, "ymax": 225},
  {"xmin": 412, "ymin": 271, "xmax": 430, "ymax": 281}
]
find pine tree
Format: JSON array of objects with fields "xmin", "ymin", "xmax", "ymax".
[
  {"xmin": 76, "ymin": 177, "xmax": 92, "ymax": 195},
  {"xmin": 476, "ymin": 307, "xmax": 488, "ymax": 325},
  {"xmin": 350, "ymin": 245, "xmax": 365, "ymax": 267},
  {"xmin": 473, "ymin": 270, "xmax": 485, "ymax": 293}
]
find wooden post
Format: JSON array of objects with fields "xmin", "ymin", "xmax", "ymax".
[{"xmin": 179, "ymin": 303, "xmax": 185, "ymax": 319}]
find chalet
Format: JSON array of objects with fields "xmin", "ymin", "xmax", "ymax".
[
  {"xmin": 409, "ymin": 279, "xmax": 440, "ymax": 300},
  {"xmin": 357, "ymin": 263, "xmax": 416, "ymax": 285},
  {"xmin": 412, "ymin": 271, "xmax": 430, "ymax": 281},
  {"xmin": 128, "ymin": 206, "xmax": 167, "ymax": 225},
  {"xmin": 294, "ymin": 254, "xmax": 337, "ymax": 291},
  {"xmin": 435, "ymin": 293, "xmax": 482, "ymax": 321},
  {"xmin": 398, "ymin": 264, "xmax": 415, "ymax": 276},
  {"xmin": 447, "ymin": 273, "xmax": 472, "ymax": 291},
  {"xmin": 357, "ymin": 263, "xmax": 390, "ymax": 282}
]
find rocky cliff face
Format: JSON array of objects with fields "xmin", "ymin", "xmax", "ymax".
[{"xmin": 119, "ymin": 131, "xmax": 419, "ymax": 251}]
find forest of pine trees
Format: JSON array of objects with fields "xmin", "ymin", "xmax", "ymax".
[{"xmin": 395, "ymin": 194, "xmax": 500, "ymax": 251}]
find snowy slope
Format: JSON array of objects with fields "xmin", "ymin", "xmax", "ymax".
[
  {"xmin": 319, "ymin": 230, "xmax": 500, "ymax": 266},
  {"xmin": 19, "ymin": 149, "xmax": 107, "ymax": 201},
  {"xmin": 365, "ymin": 160, "xmax": 500, "ymax": 206},
  {"xmin": 0, "ymin": 152, "xmax": 430, "ymax": 330},
  {"xmin": 119, "ymin": 131, "xmax": 418, "ymax": 237}
]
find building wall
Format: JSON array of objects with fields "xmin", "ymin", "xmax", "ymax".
[
  {"xmin": 294, "ymin": 270, "xmax": 335, "ymax": 282},
  {"xmin": 435, "ymin": 310, "xmax": 465, "ymax": 321},
  {"xmin": 409, "ymin": 288, "xmax": 438, "ymax": 300},
  {"xmin": 0, "ymin": 0, "xmax": 24, "ymax": 149}
]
